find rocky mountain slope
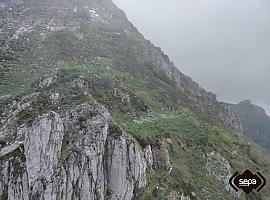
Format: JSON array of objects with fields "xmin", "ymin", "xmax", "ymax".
[
  {"xmin": 233, "ymin": 100, "xmax": 270, "ymax": 151},
  {"xmin": 0, "ymin": 0, "xmax": 270, "ymax": 199}
]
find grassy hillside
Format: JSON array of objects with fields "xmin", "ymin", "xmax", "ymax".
[
  {"xmin": 1, "ymin": 1, "xmax": 270, "ymax": 198},
  {"xmin": 1, "ymin": 55, "xmax": 269, "ymax": 199}
]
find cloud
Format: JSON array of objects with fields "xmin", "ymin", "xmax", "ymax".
[{"xmin": 113, "ymin": 0, "xmax": 270, "ymax": 115}]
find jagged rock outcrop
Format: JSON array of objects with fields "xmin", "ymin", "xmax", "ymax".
[
  {"xmin": 0, "ymin": 104, "xmax": 147, "ymax": 200},
  {"xmin": 143, "ymin": 145, "xmax": 154, "ymax": 171},
  {"xmin": 180, "ymin": 194, "xmax": 191, "ymax": 200},
  {"xmin": 152, "ymin": 145, "xmax": 172, "ymax": 172},
  {"xmin": 220, "ymin": 104, "xmax": 243, "ymax": 133},
  {"xmin": 38, "ymin": 75, "xmax": 59, "ymax": 89},
  {"xmin": 143, "ymin": 143, "xmax": 172, "ymax": 172},
  {"xmin": 70, "ymin": 76, "xmax": 89, "ymax": 89},
  {"xmin": 205, "ymin": 151, "xmax": 241, "ymax": 198}
]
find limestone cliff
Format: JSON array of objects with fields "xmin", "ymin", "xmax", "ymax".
[{"xmin": 0, "ymin": 103, "xmax": 147, "ymax": 199}]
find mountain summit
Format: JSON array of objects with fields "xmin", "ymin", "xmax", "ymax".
[{"xmin": 0, "ymin": 0, "xmax": 269, "ymax": 199}]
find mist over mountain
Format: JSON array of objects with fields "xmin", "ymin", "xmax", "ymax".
[
  {"xmin": 0, "ymin": 0, "xmax": 270, "ymax": 199},
  {"xmin": 113, "ymin": 0, "xmax": 270, "ymax": 116},
  {"xmin": 233, "ymin": 100, "xmax": 270, "ymax": 150}
]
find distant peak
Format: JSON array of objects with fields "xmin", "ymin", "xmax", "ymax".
[
  {"xmin": 239, "ymin": 100, "xmax": 252, "ymax": 105},
  {"xmin": 237, "ymin": 100, "xmax": 269, "ymax": 117}
]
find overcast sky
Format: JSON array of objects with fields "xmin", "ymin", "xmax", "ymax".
[{"xmin": 113, "ymin": 0, "xmax": 270, "ymax": 115}]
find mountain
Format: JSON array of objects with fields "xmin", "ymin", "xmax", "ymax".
[
  {"xmin": 233, "ymin": 100, "xmax": 270, "ymax": 150},
  {"xmin": 0, "ymin": 0, "xmax": 270, "ymax": 199}
]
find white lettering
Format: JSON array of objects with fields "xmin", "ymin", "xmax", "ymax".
[{"xmin": 239, "ymin": 179, "xmax": 257, "ymax": 186}]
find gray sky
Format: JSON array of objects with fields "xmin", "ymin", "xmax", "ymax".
[{"xmin": 113, "ymin": 0, "xmax": 270, "ymax": 115}]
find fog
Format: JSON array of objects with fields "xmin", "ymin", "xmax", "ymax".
[{"xmin": 113, "ymin": 0, "xmax": 270, "ymax": 115}]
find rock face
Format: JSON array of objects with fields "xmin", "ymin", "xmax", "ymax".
[
  {"xmin": 0, "ymin": 104, "xmax": 147, "ymax": 200},
  {"xmin": 233, "ymin": 100, "xmax": 270, "ymax": 150},
  {"xmin": 220, "ymin": 104, "xmax": 243, "ymax": 133},
  {"xmin": 152, "ymin": 144, "xmax": 172, "ymax": 172},
  {"xmin": 105, "ymin": 126, "xmax": 147, "ymax": 199}
]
